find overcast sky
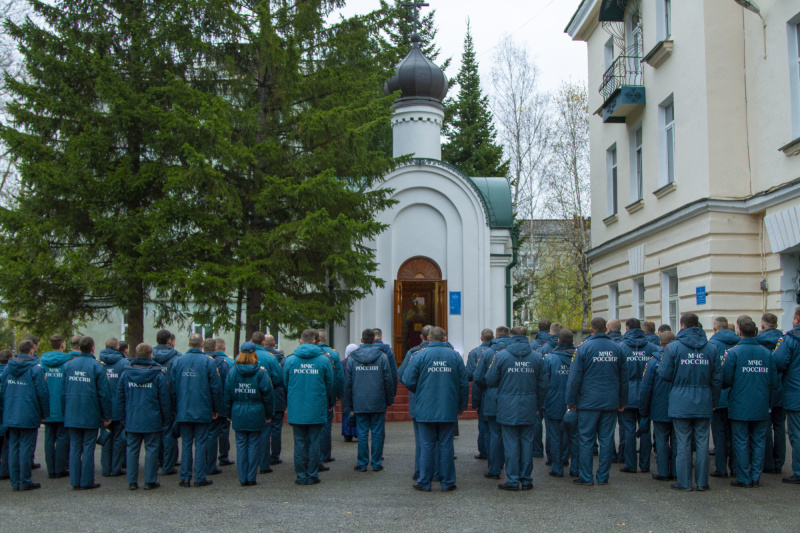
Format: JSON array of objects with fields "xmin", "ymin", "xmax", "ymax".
[{"xmin": 333, "ymin": 0, "xmax": 588, "ymax": 94}]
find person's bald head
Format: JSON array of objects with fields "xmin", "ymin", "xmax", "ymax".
[
  {"xmin": 264, "ymin": 334, "xmax": 276, "ymax": 348},
  {"xmin": 606, "ymin": 319, "xmax": 621, "ymax": 332}
]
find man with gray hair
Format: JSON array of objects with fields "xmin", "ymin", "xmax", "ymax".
[{"xmin": 169, "ymin": 333, "xmax": 223, "ymax": 488}]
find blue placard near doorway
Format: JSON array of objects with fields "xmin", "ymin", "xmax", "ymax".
[
  {"xmin": 449, "ymin": 292, "xmax": 461, "ymax": 315},
  {"xmin": 696, "ymin": 286, "xmax": 706, "ymax": 305}
]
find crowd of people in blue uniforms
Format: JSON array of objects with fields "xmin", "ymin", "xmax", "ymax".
[{"xmin": 2, "ymin": 308, "xmax": 800, "ymax": 493}]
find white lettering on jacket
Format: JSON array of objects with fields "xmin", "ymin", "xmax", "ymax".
[
  {"xmin": 235, "ymin": 384, "xmax": 257, "ymax": 394},
  {"xmin": 594, "ymin": 351, "xmax": 618, "ymax": 362},
  {"xmin": 356, "ymin": 366, "xmax": 379, "ymax": 371},
  {"xmin": 128, "ymin": 382, "xmax": 153, "ymax": 388},
  {"xmin": 295, "ymin": 364, "xmax": 319, "ymax": 375}
]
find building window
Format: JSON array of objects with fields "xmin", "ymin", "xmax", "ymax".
[
  {"xmin": 790, "ymin": 18, "xmax": 800, "ymax": 138},
  {"xmin": 664, "ymin": 0, "xmax": 672, "ymax": 39},
  {"xmin": 192, "ymin": 324, "xmax": 214, "ymax": 338},
  {"xmin": 604, "ymin": 37, "xmax": 615, "ymax": 72},
  {"xmin": 633, "ymin": 277, "xmax": 645, "ymax": 320},
  {"xmin": 631, "ymin": 126, "xmax": 643, "ymax": 202},
  {"xmin": 607, "ymin": 144, "xmax": 618, "ymax": 216},
  {"xmin": 659, "ymin": 96, "xmax": 676, "ymax": 186},
  {"xmin": 661, "ymin": 270, "xmax": 678, "ymax": 331},
  {"xmin": 609, "ymin": 284, "xmax": 620, "ymax": 320}
]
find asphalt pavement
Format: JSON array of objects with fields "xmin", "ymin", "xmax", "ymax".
[{"xmin": 0, "ymin": 420, "xmax": 797, "ymax": 533}]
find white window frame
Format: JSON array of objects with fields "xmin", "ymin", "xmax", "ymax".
[
  {"xmin": 633, "ymin": 277, "xmax": 645, "ymax": 320},
  {"xmin": 657, "ymin": 0, "xmax": 672, "ymax": 42},
  {"xmin": 789, "ymin": 16, "xmax": 800, "ymax": 138},
  {"xmin": 609, "ymin": 284, "xmax": 620, "ymax": 320},
  {"xmin": 191, "ymin": 324, "xmax": 214, "ymax": 338},
  {"xmin": 607, "ymin": 144, "xmax": 618, "ymax": 216},
  {"xmin": 661, "ymin": 269, "xmax": 678, "ymax": 331},
  {"xmin": 604, "ymin": 37, "xmax": 615, "ymax": 72},
  {"xmin": 658, "ymin": 95, "xmax": 676, "ymax": 187},
  {"xmin": 630, "ymin": 124, "xmax": 643, "ymax": 202}
]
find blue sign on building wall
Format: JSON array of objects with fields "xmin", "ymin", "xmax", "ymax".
[
  {"xmin": 696, "ymin": 286, "xmax": 706, "ymax": 305},
  {"xmin": 449, "ymin": 292, "xmax": 461, "ymax": 315}
]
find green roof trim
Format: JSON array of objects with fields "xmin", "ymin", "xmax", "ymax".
[{"xmin": 404, "ymin": 158, "xmax": 513, "ymax": 229}]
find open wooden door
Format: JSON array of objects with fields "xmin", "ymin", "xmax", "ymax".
[
  {"xmin": 393, "ymin": 280, "xmax": 403, "ymax": 365},
  {"xmin": 436, "ymin": 280, "xmax": 448, "ymax": 335}
]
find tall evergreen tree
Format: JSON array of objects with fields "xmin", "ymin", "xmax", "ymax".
[
  {"xmin": 379, "ymin": 0, "xmax": 450, "ymax": 71},
  {"xmin": 442, "ymin": 21, "xmax": 508, "ymax": 178},
  {"xmin": 0, "ymin": 0, "xmax": 238, "ymax": 344}
]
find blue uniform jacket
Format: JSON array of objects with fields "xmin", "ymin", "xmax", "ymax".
[
  {"xmin": 639, "ymin": 353, "xmax": 671, "ymax": 422},
  {"xmin": 709, "ymin": 329, "xmax": 740, "ymax": 409},
  {"xmin": 645, "ymin": 332, "xmax": 661, "ymax": 346},
  {"xmin": 565, "ymin": 333, "xmax": 628, "ymax": 410},
  {"xmin": 542, "ymin": 346, "xmax": 575, "ymax": 420},
  {"xmin": 405, "ymin": 342, "xmax": 468, "ymax": 423},
  {"xmin": 265, "ymin": 347, "xmax": 285, "ymax": 367},
  {"xmin": 115, "ymin": 358, "xmax": 171, "ymax": 433},
  {"xmin": 538, "ymin": 335, "xmax": 558, "ymax": 356},
  {"xmin": 214, "ymin": 351, "xmax": 236, "ymax": 370},
  {"xmin": 373, "ymin": 340, "xmax": 398, "ymax": 396},
  {"xmin": 620, "ymin": 329, "xmax": 659, "ymax": 409},
  {"xmin": 532, "ymin": 331, "xmax": 550, "ymax": 349},
  {"xmin": 152, "ymin": 345, "xmax": 181, "ymax": 381},
  {"xmin": 474, "ymin": 336, "xmax": 512, "ymax": 417},
  {"xmin": 658, "ymin": 327, "xmax": 722, "ymax": 419},
  {"xmin": 283, "ymin": 344, "xmax": 334, "ymax": 425},
  {"xmin": 169, "ymin": 348, "xmax": 223, "ymax": 423},
  {"xmin": 344, "ymin": 344, "xmax": 393, "ymax": 414},
  {"xmin": 772, "ymin": 326, "xmax": 800, "ymax": 410},
  {"xmin": 206, "ymin": 351, "xmax": 230, "ymax": 416},
  {"xmin": 607, "ymin": 330, "xmax": 623, "ymax": 343},
  {"xmin": 63, "ymin": 353, "xmax": 112, "ymax": 429},
  {"xmin": 251, "ymin": 345, "xmax": 286, "ymax": 412},
  {"xmin": 40, "ymin": 350, "xmax": 73, "ymax": 423},
  {"xmin": 466, "ymin": 340, "xmax": 491, "ymax": 411},
  {"xmin": 0, "ymin": 355, "xmax": 49, "ymax": 429},
  {"xmin": 319, "ymin": 344, "xmax": 345, "ymax": 402},
  {"xmin": 722, "ymin": 337, "xmax": 778, "ymax": 421},
  {"xmin": 756, "ymin": 328, "xmax": 783, "ymax": 407},
  {"xmin": 398, "ymin": 342, "xmax": 427, "ymax": 418},
  {"xmin": 224, "ymin": 364, "xmax": 274, "ymax": 432},
  {"xmin": 99, "ymin": 348, "xmax": 129, "ymax": 421},
  {"xmin": 484, "ymin": 335, "xmax": 548, "ymax": 425}
]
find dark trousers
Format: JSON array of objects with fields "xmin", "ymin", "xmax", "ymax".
[
  {"xmin": 502, "ymin": 423, "xmax": 534, "ymax": 486},
  {"xmin": 673, "ymin": 417, "xmax": 710, "ymax": 489},
  {"xmin": 417, "ymin": 422, "xmax": 456, "ymax": 490},
  {"xmin": 545, "ymin": 416, "xmax": 578, "ymax": 476},
  {"xmin": 356, "ymin": 412, "xmax": 386, "ymax": 469},
  {"xmin": 292, "ymin": 423, "xmax": 323, "ymax": 484},
  {"xmin": 615, "ymin": 411, "xmax": 626, "ymax": 462},
  {"xmin": 320, "ymin": 408, "xmax": 335, "ymax": 464},
  {"xmin": 8, "ymin": 427, "xmax": 37, "ymax": 489},
  {"xmin": 787, "ymin": 410, "xmax": 800, "ymax": 476},
  {"xmin": 653, "ymin": 421, "xmax": 677, "ymax": 478},
  {"xmin": 258, "ymin": 426, "xmax": 272, "ymax": 471},
  {"xmin": 161, "ymin": 425, "xmax": 178, "ymax": 474},
  {"xmin": 764, "ymin": 406, "xmax": 786, "ymax": 473},
  {"xmin": 206, "ymin": 418, "xmax": 225, "ymax": 473},
  {"xmin": 68, "ymin": 427, "xmax": 98, "ymax": 488},
  {"xmin": 270, "ymin": 412, "xmax": 284, "ymax": 462},
  {"xmin": 218, "ymin": 418, "xmax": 231, "ymax": 461},
  {"xmin": 477, "ymin": 414, "xmax": 488, "ymax": 457},
  {"xmin": 711, "ymin": 407, "xmax": 732, "ymax": 474},
  {"xmin": 44, "ymin": 422, "xmax": 69, "ymax": 476},
  {"xmin": 101, "ymin": 420, "xmax": 125, "ymax": 476},
  {"xmin": 179, "ymin": 422, "xmax": 210, "ymax": 482},
  {"xmin": 486, "ymin": 416, "xmax": 505, "ymax": 476},
  {"xmin": 235, "ymin": 430, "xmax": 260, "ymax": 484},
  {"xmin": 127, "ymin": 432, "xmax": 160, "ymax": 485},
  {"xmin": 731, "ymin": 419, "xmax": 768, "ymax": 485},
  {"xmin": 577, "ymin": 410, "xmax": 617, "ymax": 484},
  {"xmin": 0, "ymin": 433, "xmax": 8, "ymax": 477},
  {"xmin": 621, "ymin": 408, "xmax": 651, "ymax": 472},
  {"xmin": 533, "ymin": 410, "xmax": 544, "ymax": 458}
]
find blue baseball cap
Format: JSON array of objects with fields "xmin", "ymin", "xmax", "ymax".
[{"xmin": 240, "ymin": 341, "xmax": 258, "ymax": 353}]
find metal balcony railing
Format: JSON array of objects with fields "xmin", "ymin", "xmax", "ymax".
[{"xmin": 600, "ymin": 55, "xmax": 644, "ymax": 102}]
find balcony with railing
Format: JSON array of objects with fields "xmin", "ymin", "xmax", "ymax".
[{"xmin": 598, "ymin": 55, "xmax": 646, "ymax": 124}]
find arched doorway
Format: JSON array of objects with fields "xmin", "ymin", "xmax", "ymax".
[{"xmin": 393, "ymin": 256, "xmax": 447, "ymax": 364}]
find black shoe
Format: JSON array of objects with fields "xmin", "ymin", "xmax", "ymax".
[
  {"xmin": 247, "ymin": 481, "xmax": 257, "ymax": 486},
  {"xmin": 652, "ymin": 474, "xmax": 670, "ymax": 481},
  {"xmin": 260, "ymin": 468, "xmax": 273, "ymax": 474},
  {"xmin": 373, "ymin": 465, "xmax": 385, "ymax": 472},
  {"xmin": 72, "ymin": 485, "xmax": 82, "ymax": 490},
  {"xmin": 474, "ymin": 454, "xmax": 487, "ymax": 460},
  {"xmin": 241, "ymin": 482, "xmax": 249, "ymax": 487},
  {"xmin": 751, "ymin": 480, "xmax": 760, "ymax": 487},
  {"xmin": 294, "ymin": 480, "xmax": 305, "ymax": 485},
  {"xmin": 270, "ymin": 459, "xmax": 282, "ymax": 465},
  {"xmin": 194, "ymin": 479, "xmax": 213, "ymax": 487},
  {"xmin": 219, "ymin": 459, "xmax": 235, "ymax": 466},
  {"xmin": 412, "ymin": 483, "xmax": 431, "ymax": 492},
  {"xmin": 0, "ymin": 475, "xmax": 10, "ymax": 480},
  {"xmin": 573, "ymin": 478, "xmax": 593, "ymax": 486},
  {"xmin": 31, "ymin": 463, "xmax": 41, "ymax": 470},
  {"xmin": 545, "ymin": 460, "xmax": 553, "ymax": 466},
  {"xmin": 179, "ymin": 480, "xmax": 192, "ymax": 488},
  {"xmin": 498, "ymin": 482, "xmax": 520, "ymax": 491},
  {"xmin": 521, "ymin": 484, "xmax": 533, "ymax": 491},
  {"xmin": 411, "ymin": 474, "xmax": 418, "ymax": 480},
  {"xmin": 596, "ymin": 480, "xmax": 608, "ymax": 485},
  {"xmin": 20, "ymin": 483, "xmax": 41, "ymax": 491},
  {"xmin": 696, "ymin": 485, "xmax": 710, "ymax": 491},
  {"xmin": 81, "ymin": 483, "xmax": 101, "ymax": 490},
  {"xmin": 129, "ymin": 483, "xmax": 138, "ymax": 490},
  {"xmin": 318, "ymin": 464, "xmax": 330, "ymax": 472},
  {"xmin": 56, "ymin": 472, "xmax": 69, "ymax": 479},
  {"xmin": 548, "ymin": 471, "xmax": 563, "ymax": 478},
  {"xmin": 208, "ymin": 469, "xmax": 223, "ymax": 476},
  {"xmin": 144, "ymin": 482, "xmax": 160, "ymax": 490},
  {"xmin": 709, "ymin": 471, "xmax": 728, "ymax": 478},
  {"xmin": 730, "ymin": 480, "xmax": 752, "ymax": 488},
  {"xmin": 484, "ymin": 472, "xmax": 501, "ymax": 479},
  {"xmin": 323, "ymin": 457, "xmax": 336, "ymax": 463},
  {"xmin": 569, "ymin": 472, "xmax": 580, "ymax": 478},
  {"xmin": 782, "ymin": 475, "xmax": 800, "ymax": 484},
  {"xmin": 441, "ymin": 485, "xmax": 457, "ymax": 492},
  {"xmin": 640, "ymin": 469, "xmax": 650, "ymax": 473},
  {"xmin": 670, "ymin": 483, "xmax": 692, "ymax": 492},
  {"xmin": 354, "ymin": 466, "xmax": 367, "ymax": 472},
  {"xmin": 619, "ymin": 467, "xmax": 637, "ymax": 473},
  {"xmin": 49, "ymin": 473, "xmax": 57, "ymax": 479},
  {"xmin": 308, "ymin": 477, "xmax": 321, "ymax": 485},
  {"xmin": 162, "ymin": 468, "xmax": 177, "ymax": 476}
]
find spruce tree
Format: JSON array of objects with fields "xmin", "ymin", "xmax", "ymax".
[
  {"xmin": 0, "ymin": 0, "xmax": 238, "ymax": 344},
  {"xmin": 379, "ymin": 0, "xmax": 450, "ymax": 70},
  {"xmin": 442, "ymin": 22, "xmax": 508, "ymax": 178}
]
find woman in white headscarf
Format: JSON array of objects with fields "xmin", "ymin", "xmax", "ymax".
[{"xmin": 340, "ymin": 343, "xmax": 359, "ymax": 442}]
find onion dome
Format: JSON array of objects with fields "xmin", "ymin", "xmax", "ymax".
[{"xmin": 384, "ymin": 33, "xmax": 448, "ymax": 103}]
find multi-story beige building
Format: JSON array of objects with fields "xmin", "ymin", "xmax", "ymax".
[{"xmin": 567, "ymin": 0, "xmax": 800, "ymax": 332}]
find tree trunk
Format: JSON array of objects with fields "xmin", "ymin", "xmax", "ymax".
[
  {"xmin": 127, "ymin": 289, "xmax": 145, "ymax": 347},
  {"xmin": 233, "ymin": 284, "xmax": 244, "ymax": 355},
  {"xmin": 244, "ymin": 287, "xmax": 263, "ymax": 342}
]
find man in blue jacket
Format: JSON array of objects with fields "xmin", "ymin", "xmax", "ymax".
[
  {"xmin": 263, "ymin": 334, "xmax": 286, "ymax": 466},
  {"xmin": 214, "ymin": 338, "xmax": 235, "ymax": 467},
  {"xmin": 283, "ymin": 329, "xmax": 334, "ymax": 485},
  {"xmin": 659, "ymin": 313, "xmax": 722, "ymax": 492},
  {"xmin": 116, "ymin": 343, "xmax": 171, "ymax": 490},
  {"xmin": 538, "ymin": 323, "xmax": 562, "ymax": 356},
  {"xmin": 373, "ymin": 328, "xmax": 398, "ymax": 396},
  {"xmin": 485, "ymin": 326, "xmax": 548, "ymax": 490},
  {"xmin": 63, "ymin": 336, "xmax": 112, "ymax": 490},
  {"xmin": 251, "ymin": 331, "xmax": 285, "ymax": 474},
  {"xmin": 0, "ymin": 339, "xmax": 49, "ymax": 491},
  {"xmin": 99, "ymin": 337, "xmax": 129, "ymax": 478},
  {"xmin": 643, "ymin": 321, "xmax": 660, "ymax": 346},
  {"xmin": 204, "ymin": 338, "xmax": 230, "ymax": 476},
  {"xmin": 169, "ymin": 333, "xmax": 223, "ymax": 488},
  {"xmin": 474, "ymin": 326, "xmax": 512, "ymax": 480},
  {"xmin": 543, "ymin": 330, "xmax": 578, "ymax": 478},
  {"xmin": 619, "ymin": 318, "xmax": 658, "ymax": 474},
  {"xmin": 40, "ymin": 334, "xmax": 72, "ymax": 479},
  {"xmin": 640, "ymin": 331, "xmax": 677, "ymax": 481},
  {"xmin": 405, "ymin": 327, "xmax": 468, "ymax": 492},
  {"xmin": 567, "ymin": 317, "xmax": 627, "ymax": 486},
  {"xmin": 344, "ymin": 329, "xmax": 393, "ymax": 472},
  {"xmin": 770, "ymin": 306, "xmax": 800, "ymax": 484},
  {"xmin": 318, "ymin": 329, "xmax": 344, "ymax": 468},
  {"xmin": 0, "ymin": 348, "xmax": 11, "ymax": 481},
  {"xmin": 153, "ymin": 329, "xmax": 181, "ymax": 476},
  {"xmin": 466, "ymin": 329, "xmax": 493, "ymax": 460},
  {"xmin": 708, "ymin": 316, "xmax": 738, "ymax": 478},
  {"xmin": 537, "ymin": 323, "xmax": 562, "ymax": 463},
  {"xmin": 723, "ymin": 317, "xmax": 778, "ymax": 488},
  {"xmin": 398, "ymin": 324, "xmax": 431, "ymax": 482},
  {"xmin": 756, "ymin": 312, "xmax": 785, "ymax": 475},
  {"xmin": 531, "ymin": 321, "xmax": 551, "ymax": 349}
]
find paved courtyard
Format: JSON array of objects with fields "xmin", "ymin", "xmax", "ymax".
[{"xmin": 0, "ymin": 420, "xmax": 797, "ymax": 532}]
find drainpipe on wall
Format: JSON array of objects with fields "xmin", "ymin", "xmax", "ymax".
[{"xmin": 505, "ymin": 226, "xmax": 520, "ymax": 327}]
